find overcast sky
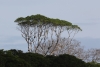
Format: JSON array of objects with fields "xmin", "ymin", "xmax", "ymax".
[{"xmin": 0, "ymin": 0, "xmax": 100, "ymax": 51}]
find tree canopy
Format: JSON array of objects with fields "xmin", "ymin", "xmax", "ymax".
[{"xmin": 15, "ymin": 14, "xmax": 82, "ymax": 30}]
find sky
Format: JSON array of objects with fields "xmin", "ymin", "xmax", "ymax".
[{"xmin": 0, "ymin": 0, "xmax": 100, "ymax": 52}]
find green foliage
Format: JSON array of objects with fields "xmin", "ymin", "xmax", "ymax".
[
  {"xmin": 14, "ymin": 14, "xmax": 82, "ymax": 31},
  {"xmin": 46, "ymin": 54, "xmax": 86, "ymax": 67},
  {"xmin": 18, "ymin": 53, "xmax": 49, "ymax": 67},
  {"xmin": 1, "ymin": 49, "xmax": 100, "ymax": 67},
  {"xmin": 86, "ymin": 62, "xmax": 100, "ymax": 67},
  {"xmin": 0, "ymin": 49, "xmax": 31, "ymax": 67},
  {"xmin": 5, "ymin": 57, "xmax": 31, "ymax": 67}
]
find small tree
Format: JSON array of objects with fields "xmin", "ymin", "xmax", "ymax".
[{"xmin": 14, "ymin": 14, "xmax": 82, "ymax": 53}]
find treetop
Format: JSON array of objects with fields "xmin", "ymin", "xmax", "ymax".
[{"xmin": 14, "ymin": 14, "xmax": 82, "ymax": 31}]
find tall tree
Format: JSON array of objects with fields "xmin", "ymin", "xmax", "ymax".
[{"xmin": 14, "ymin": 14, "xmax": 82, "ymax": 53}]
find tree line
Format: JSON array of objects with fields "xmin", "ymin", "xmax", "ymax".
[{"xmin": 0, "ymin": 49, "xmax": 100, "ymax": 67}]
